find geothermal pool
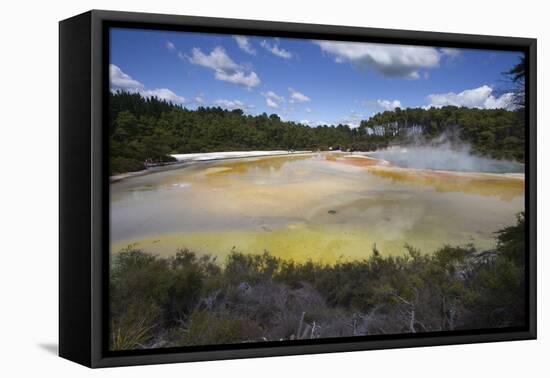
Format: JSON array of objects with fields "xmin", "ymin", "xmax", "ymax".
[{"xmin": 110, "ymin": 152, "xmax": 525, "ymax": 262}]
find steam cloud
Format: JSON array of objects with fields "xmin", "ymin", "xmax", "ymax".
[{"xmin": 367, "ymin": 141, "xmax": 523, "ymax": 174}]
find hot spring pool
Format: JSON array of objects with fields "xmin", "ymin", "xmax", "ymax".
[{"xmin": 110, "ymin": 152, "xmax": 524, "ymax": 262}]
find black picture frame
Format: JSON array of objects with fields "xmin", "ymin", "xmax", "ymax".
[{"xmin": 59, "ymin": 9, "xmax": 537, "ymax": 368}]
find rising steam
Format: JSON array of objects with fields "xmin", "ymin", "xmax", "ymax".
[{"xmin": 367, "ymin": 139, "xmax": 524, "ymax": 174}]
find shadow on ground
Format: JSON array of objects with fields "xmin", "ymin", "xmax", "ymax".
[{"xmin": 38, "ymin": 343, "xmax": 58, "ymax": 355}]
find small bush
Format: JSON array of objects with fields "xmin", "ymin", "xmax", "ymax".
[
  {"xmin": 109, "ymin": 214, "xmax": 526, "ymax": 349},
  {"xmin": 183, "ymin": 310, "xmax": 264, "ymax": 345},
  {"xmin": 110, "ymin": 156, "xmax": 144, "ymax": 175}
]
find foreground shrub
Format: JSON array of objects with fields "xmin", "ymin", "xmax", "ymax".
[
  {"xmin": 183, "ymin": 310, "xmax": 264, "ymax": 345},
  {"xmin": 109, "ymin": 214, "xmax": 526, "ymax": 349},
  {"xmin": 110, "ymin": 156, "xmax": 144, "ymax": 175}
]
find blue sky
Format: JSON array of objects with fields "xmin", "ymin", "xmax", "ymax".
[{"xmin": 110, "ymin": 27, "xmax": 523, "ymax": 127}]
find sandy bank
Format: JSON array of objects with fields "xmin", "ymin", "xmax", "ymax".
[
  {"xmin": 110, "ymin": 150, "xmax": 313, "ymax": 183},
  {"xmin": 171, "ymin": 150, "xmax": 312, "ymax": 162}
]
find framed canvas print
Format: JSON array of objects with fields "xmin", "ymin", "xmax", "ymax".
[{"xmin": 59, "ymin": 10, "xmax": 537, "ymax": 368}]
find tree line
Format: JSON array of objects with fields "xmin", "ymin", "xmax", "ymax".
[
  {"xmin": 109, "ymin": 91, "xmax": 524, "ymax": 175},
  {"xmin": 109, "ymin": 92, "xmax": 363, "ymax": 174}
]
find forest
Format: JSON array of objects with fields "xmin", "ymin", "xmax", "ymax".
[
  {"xmin": 110, "ymin": 213, "xmax": 526, "ymax": 350},
  {"xmin": 109, "ymin": 92, "xmax": 525, "ymax": 175}
]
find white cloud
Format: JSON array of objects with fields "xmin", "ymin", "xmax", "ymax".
[
  {"xmin": 213, "ymin": 99, "xmax": 253, "ymax": 111},
  {"xmin": 314, "ymin": 40, "xmax": 441, "ymax": 79},
  {"xmin": 234, "ymin": 36, "xmax": 256, "ymax": 55},
  {"xmin": 299, "ymin": 119, "xmax": 326, "ymax": 127},
  {"xmin": 261, "ymin": 91, "xmax": 285, "ymax": 108},
  {"xmin": 109, "ymin": 64, "xmax": 186, "ymax": 104},
  {"xmin": 485, "ymin": 93, "xmax": 515, "ymax": 109},
  {"xmin": 377, "ymin": 99, "xmax": 402, "ymax": 111},
  {"xmin": 166, "ymin": 41, "xmax": 176, "ymax": 51},
  {"xmin": 266, "ymin": 98, "xmax": 279, "ymax": 108},
  {"xmin": 426, "ymin": 85, "xmax": 515, "ymax": 110},
  {"xmin": 187, "ymin": 46, "xmax": 260, "ymax": 88},
  {"xmin": 441, "ymin": 48, "xmax": 461, "ymax": 59},
  {"xmin": 305, "ymin": 107, "xmax": 313, "ymax": 113},
  {"xmin": 109, "ymin": 64, "xmax": 144, "ymax": 90},
  {"xmin": 141, "ymin": 88, "xmax": 186, "ymax": 104},
  {"xmin": 288, "ymin": 87, "xmax": 310, "ymax": 103},
  {"xmin": 214, "ymin": 70, "xmax": 261, "ymax": 88},
  {"xmin": 188, "ymin": 46, "xmax": 240, "ymax": 72},
  {"xmin": 262, "ymin": 91, "xmax": 284, "ymax": 102},
  {"xmin": 261, "ymin": 40, "xmax": 293, "ymax": 59}
]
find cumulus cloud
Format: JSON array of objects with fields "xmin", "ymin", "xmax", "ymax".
[
  {"xmin": 261, "ymin": 91, "xmax": 284, "ymax": 108},
  {"xmin": 265, "ymin": 98, "xmax": 279, "ymax": 108},
  {"xmin": 187, "ymin": 46, "xmax": 260, "ymax": 88},
  {"xmin": 141, "ymin": 88, "xmax": 186, "ymax": 104},
  {"xmin": 288, "ymin": 87, "xmax": 310, "ymax": 103},
  {"xmin": 314, "ymin": 40, "xmax": 441, "ymax": 79},
  {"xmin": 262, "ymin": 91, "xmax": 284, "ymax": 102},
  {"xmin": 261, "ymin": 40, "xmax": 293, "ymax": 59},
  {"xmin": 213, "ymin": 99, "xmax": 253, "ymax": 111},
  {"xmin": 188, "ymin": 46, "xmax": 240, "ymax": 71},
  {"xmin": 441, "ymin": 48, "xmax": 461, "ymax": 59},
  {"xmin": 377, "ymin": 99, "xmax": 402, "ymax": 111},
  {"xmin": 110, "ymin": 64, "xmax": 144, "ymax": 90},
  {"xmin": 214, "ymin": 70, "xmax": 261, "ymax": 88},
  {"xmin": 305, "ymin": 107, "xmax": 313, "ymax": 113},
  {"xmin": 109, "ymin": 64, "xmax": 186, "ymax": 104},
  {"xmin": 166, "ymin": 41, "xmax": 176, "ymax": 51},
  {"xmin": 299, "ymin": 119, "xmax": 326, "ymax": 127},
  {"xmin": 234, "ymin": 36, "xmax": 256, "ymax": 55},
  {"xmin": 426, "ymin": 85, "xmax": 515, "ymax": 110},
  {"xmin": 484, "ymin": 93, "xmax": 515, "ymax": 109}
]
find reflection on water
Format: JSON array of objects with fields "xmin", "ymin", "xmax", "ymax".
[{"xmin": 111, "ymin": 153, "xmax": 524, "ymax": 262}]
